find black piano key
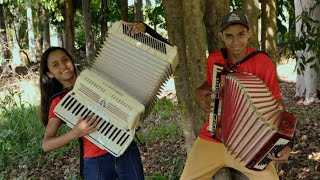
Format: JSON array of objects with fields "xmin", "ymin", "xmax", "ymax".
[
  {"xmin": 69, "ymin": 99, "xmax": 78, "ymax": 112},
  {"xmin": 108, "ymin": 128, "xmax": 118, "ymax": 139},
  {"xmin": 67, "ymin": 98, "xmax": 76, "ymax": 111},
  {"xmin": 116, "ymin": 133, "xmax": 127, "ymax": 145},
  {"xmin": 104, "ymin": 124, "xmax": 114, "ymax": 136},
  {"xmin": 83, "ymin": 110, "xmax": 93, "ymax": 119},
  {"xmin": 81, "ymin": 108, "xmax": 88, "ymax": 117},
  {"xmin": 61, "ymin": 95, "xmax": 71, "ymax": 107},
  {"xmin": 101, "ymin": 122, "xmax": 111, "ymax": 134},
  {"xmin": 112, "ymin": 129, "xmax": 121, "ymax": 141},
  {"xmin": 98, "ymin": 120, "xmax": 107, "ymax": 132},
  {"xmin": 75, "ymin": 105, "xmax": 84, "ymax": 116},
  {"xmin": 72, "ymin": 103, "xmax": 81, "ymax": 114},
  {"xmin": 119, "ymin": 134, "xmax": 130, "ymax": 146}
]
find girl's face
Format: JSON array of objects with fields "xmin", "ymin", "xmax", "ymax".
[{"xmin": 46, "ymin": 50, "xmax": 77, "ymax": 87}]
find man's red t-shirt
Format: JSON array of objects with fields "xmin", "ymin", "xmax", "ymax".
[
  {"xmin": 198, "ymin": 48, "xmax": 282, "ymax": 143},
  {"xmin": 48, "ymin": 92, "xmax": 107, "ymax": 158}
]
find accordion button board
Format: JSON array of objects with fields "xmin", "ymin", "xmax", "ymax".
[{"xmin": 54, "ymin": 21, "xmax": 178, "ymax": 157}]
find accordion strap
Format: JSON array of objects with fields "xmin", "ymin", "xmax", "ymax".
[{"xmin": 220, "ymin": 48, "xmax": 269, "ymax": 72}]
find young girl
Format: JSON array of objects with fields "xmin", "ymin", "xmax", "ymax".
[{"xmin": 38, "ymin": 20, "xmax": 173, "ymax": 179}]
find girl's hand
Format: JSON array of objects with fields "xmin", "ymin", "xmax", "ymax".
[{"xmin": 73, "ymin": 113, "xmax": 99, "ymax": 137}]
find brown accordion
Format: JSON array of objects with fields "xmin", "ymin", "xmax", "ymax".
[{"xmin": 208, "ymin": 65, "xmax": 297, "ymax": 170}]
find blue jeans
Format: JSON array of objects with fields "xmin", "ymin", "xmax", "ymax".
[{"xmin": 84, "ymin": 142, "xmax": 144, "ymax": 180}]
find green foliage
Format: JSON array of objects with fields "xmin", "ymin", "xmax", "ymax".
[
  {"xmin": 152, "ymin": 97, "xmax": 174, "ymax": 120},
  {"xmin": 145, "ymin": 2, "xmax": 165, "ymax": 30},
  {"xmin": 0, "ymin": 92, "xmax": 77, "ymax": 178}
]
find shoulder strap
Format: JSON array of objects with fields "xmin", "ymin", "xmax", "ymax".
[{"xmin": 220, "ymin": 48, "xmax": 269, "ymax": 72}]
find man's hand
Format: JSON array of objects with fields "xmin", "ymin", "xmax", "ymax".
[
  {"xmin": 123, "ymin": 21, "xmax": 146, "ymax": 35},
  {"xmin": 195, "ymin": 81, "xmax": 213, "ymax": 112},
  {"xmin": 268, "ymin": 144, "xmax": 291, "ymax": 163}
]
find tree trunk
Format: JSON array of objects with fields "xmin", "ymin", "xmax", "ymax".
[
  {"xmin": 120, "ymin": 0, "xmax": 128, "ymax": 21},
  {"xmin": 261, "ymin": 0, "xmax": 277, "ymax": 64},
  {"xmin": 100, "ymin": 0, "xmax": 107, "ymax": 44},
  {"xmin": 36, "ymin": 3, "xmax": 43, "ymax": 62},
  {"xmin": 162, "ymin": 0, "xmax": 196, "ymax": 153},
  {"xmin": 43, "ymin": 8, "xmax": 50, "ymax": 50},
  {"xmin": 134, "ymin": 0, "xmax": 143, "ymax": 21},
  {"xmin": 203, "ymin": 0, "xmax": 229, "ymax": 53},
  {"xmin": 182, "ymin": 0, "xmax": 208, "ymax": 133},
  {"xmin": 294, "ymin": 0, "xmax": 320, "ymax": 104},
  {"xmin": 0, "ymin": 4, "xmax": 10, "ymax": 61},
  {"xmin": 242, "ymin": 0, "xmax": 260, "ymax": 49},
  {"xmin": 64, "ymin": 0, "xmax": 76, "ymax": 60},
  {"xmin": 82, "ymin": 0, "xmax": 95, "ymax": 63},
  {"xmin": 26, "ymin": 0, "xmax": 36, "ymax": 63}
]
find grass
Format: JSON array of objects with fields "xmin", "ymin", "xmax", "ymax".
[{"xmin": 0, "ymin": 92, "xmax": 78, "ymax": 179}]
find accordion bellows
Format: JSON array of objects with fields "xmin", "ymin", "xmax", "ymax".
[
  {"xmin": 208, "ymin": 68, "xmax": 297, "ymax": 170},
  {"xmin": 54, "ymin": 21, "xmax": 178, "ymax": 157}
]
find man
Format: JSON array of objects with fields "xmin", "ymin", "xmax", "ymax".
[{"xmin": 180, "ymin": 11, "xmax": 292, "ymax": 180}]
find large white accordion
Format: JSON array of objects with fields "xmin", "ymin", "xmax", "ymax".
[
  {"xmin": 54, "ymin": 21, "xmax": 178, "ymax": 157},
  {"xmin": 208, "ymin": 64, "xmax": 297, "ymax": 170}
]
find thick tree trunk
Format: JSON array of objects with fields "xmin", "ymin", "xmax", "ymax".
[
  {"xmin": 242, "ymin": 0, "xmax": 260, "ymax": 49},
  {"xmin": 120, "ymin": 0, "xmax": 128, "ymax": 21},
  {"xmin": 182, "ymin": 0, "xmax": 207, "ymax": 133},
  {"xmin": 0, "ymin": 4, "xmax": 10, "ymax": 61},
  {"xmin": 100, "ymin": 0, "xmax": 107, "ymax": 44},
  {"xmin": 82, "ymin": 0, "xmax": 95, "ymax": 62},
  {"xmin": 261, "ymin": 0, "xmax": 277, "ymax": 64},
  {"xmin": 203, "ymin": 0, "xmax": 229, "ymax": 53},
  {"xmin": 26, "ymin": 0, "xmax": 36, "ymax": 63},
  {"xmin": 162, "ymin": 0, "xmax": 196, "ymax": 153},
  {"xmin": 294, "ymin": 0, "xmax": 320, "ymax": 104},
  {"xmin": 64, "ymin": 0, "xmax": 76, "ymax": 59},
  {"xmin": 134, "ymin": 0, "xmax": 143, "ymax": 21}
]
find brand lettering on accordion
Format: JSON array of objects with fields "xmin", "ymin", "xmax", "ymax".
[
  {"xmin": 54, "ymin": 21, "xmax": 178, "ymax": 157},
  {"xmin": 209, "ymin": 71, "xmax": 297, "ymax": 170}
]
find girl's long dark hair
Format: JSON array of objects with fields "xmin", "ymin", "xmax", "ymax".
[{"xmin": 40, "ymin": 47, "xmax": 76, "ymax": 126}]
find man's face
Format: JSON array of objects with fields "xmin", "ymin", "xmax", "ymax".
[{"xmin": 221, "ymin": 24, "xmax": 251, "ymax": 58}]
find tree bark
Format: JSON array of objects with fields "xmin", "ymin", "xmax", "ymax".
[
  {"xmin": 182, "ymin": 0, "xmax": 208, "ymax": 133},
  {"xmin": 100, "ymin": 0, "xmax": 107, "ymax": 44},
  {"xmin": 26, "ymin": 0, "xmax": 36, "ymax": 63},
  {"xmin": 261, "ymin": 0, "xmax": 277, "ymax": 64},
  {"xmin": 134, "ymin": 0, "xmax": 143, "ymax": 21},
  {"xmin": 120, "ymin": 0, "xmax": 128, "ymax": 21},
  {"xmin": 162, "ymin": 0, "xmax": 196, "ymax": 153},
  {"xmin": 43, "ymin": 8, "xmax": 50, "ymax": 50},
  {"xmin": 242, "ymin": 0, "xmax": 260, "ymax": 49},
  {"xmin": 203, "ymin": 0, "xmax": 229, "ymax": 53},
  {"xmin": 64, "ymin": 0, "xmax": 76, "ymax": 59},
  {"xmin": 0, "ymin": 4, "xmax": 10, "ymax": 61},
  {"xmin": 294, "ymin": 0, "xmax": 320, "ymax": 104},
  {"xmin": 82, "ymin": 0, "xmax": 95, "ymax": 63},
  {"xmin": 36, "ymin": 3, "xmax": 43, "ymax": 62}
]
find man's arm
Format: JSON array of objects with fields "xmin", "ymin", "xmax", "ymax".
[{"xmin": 195, "ymin": 81, "xmax": 213, "ymax": 112}]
